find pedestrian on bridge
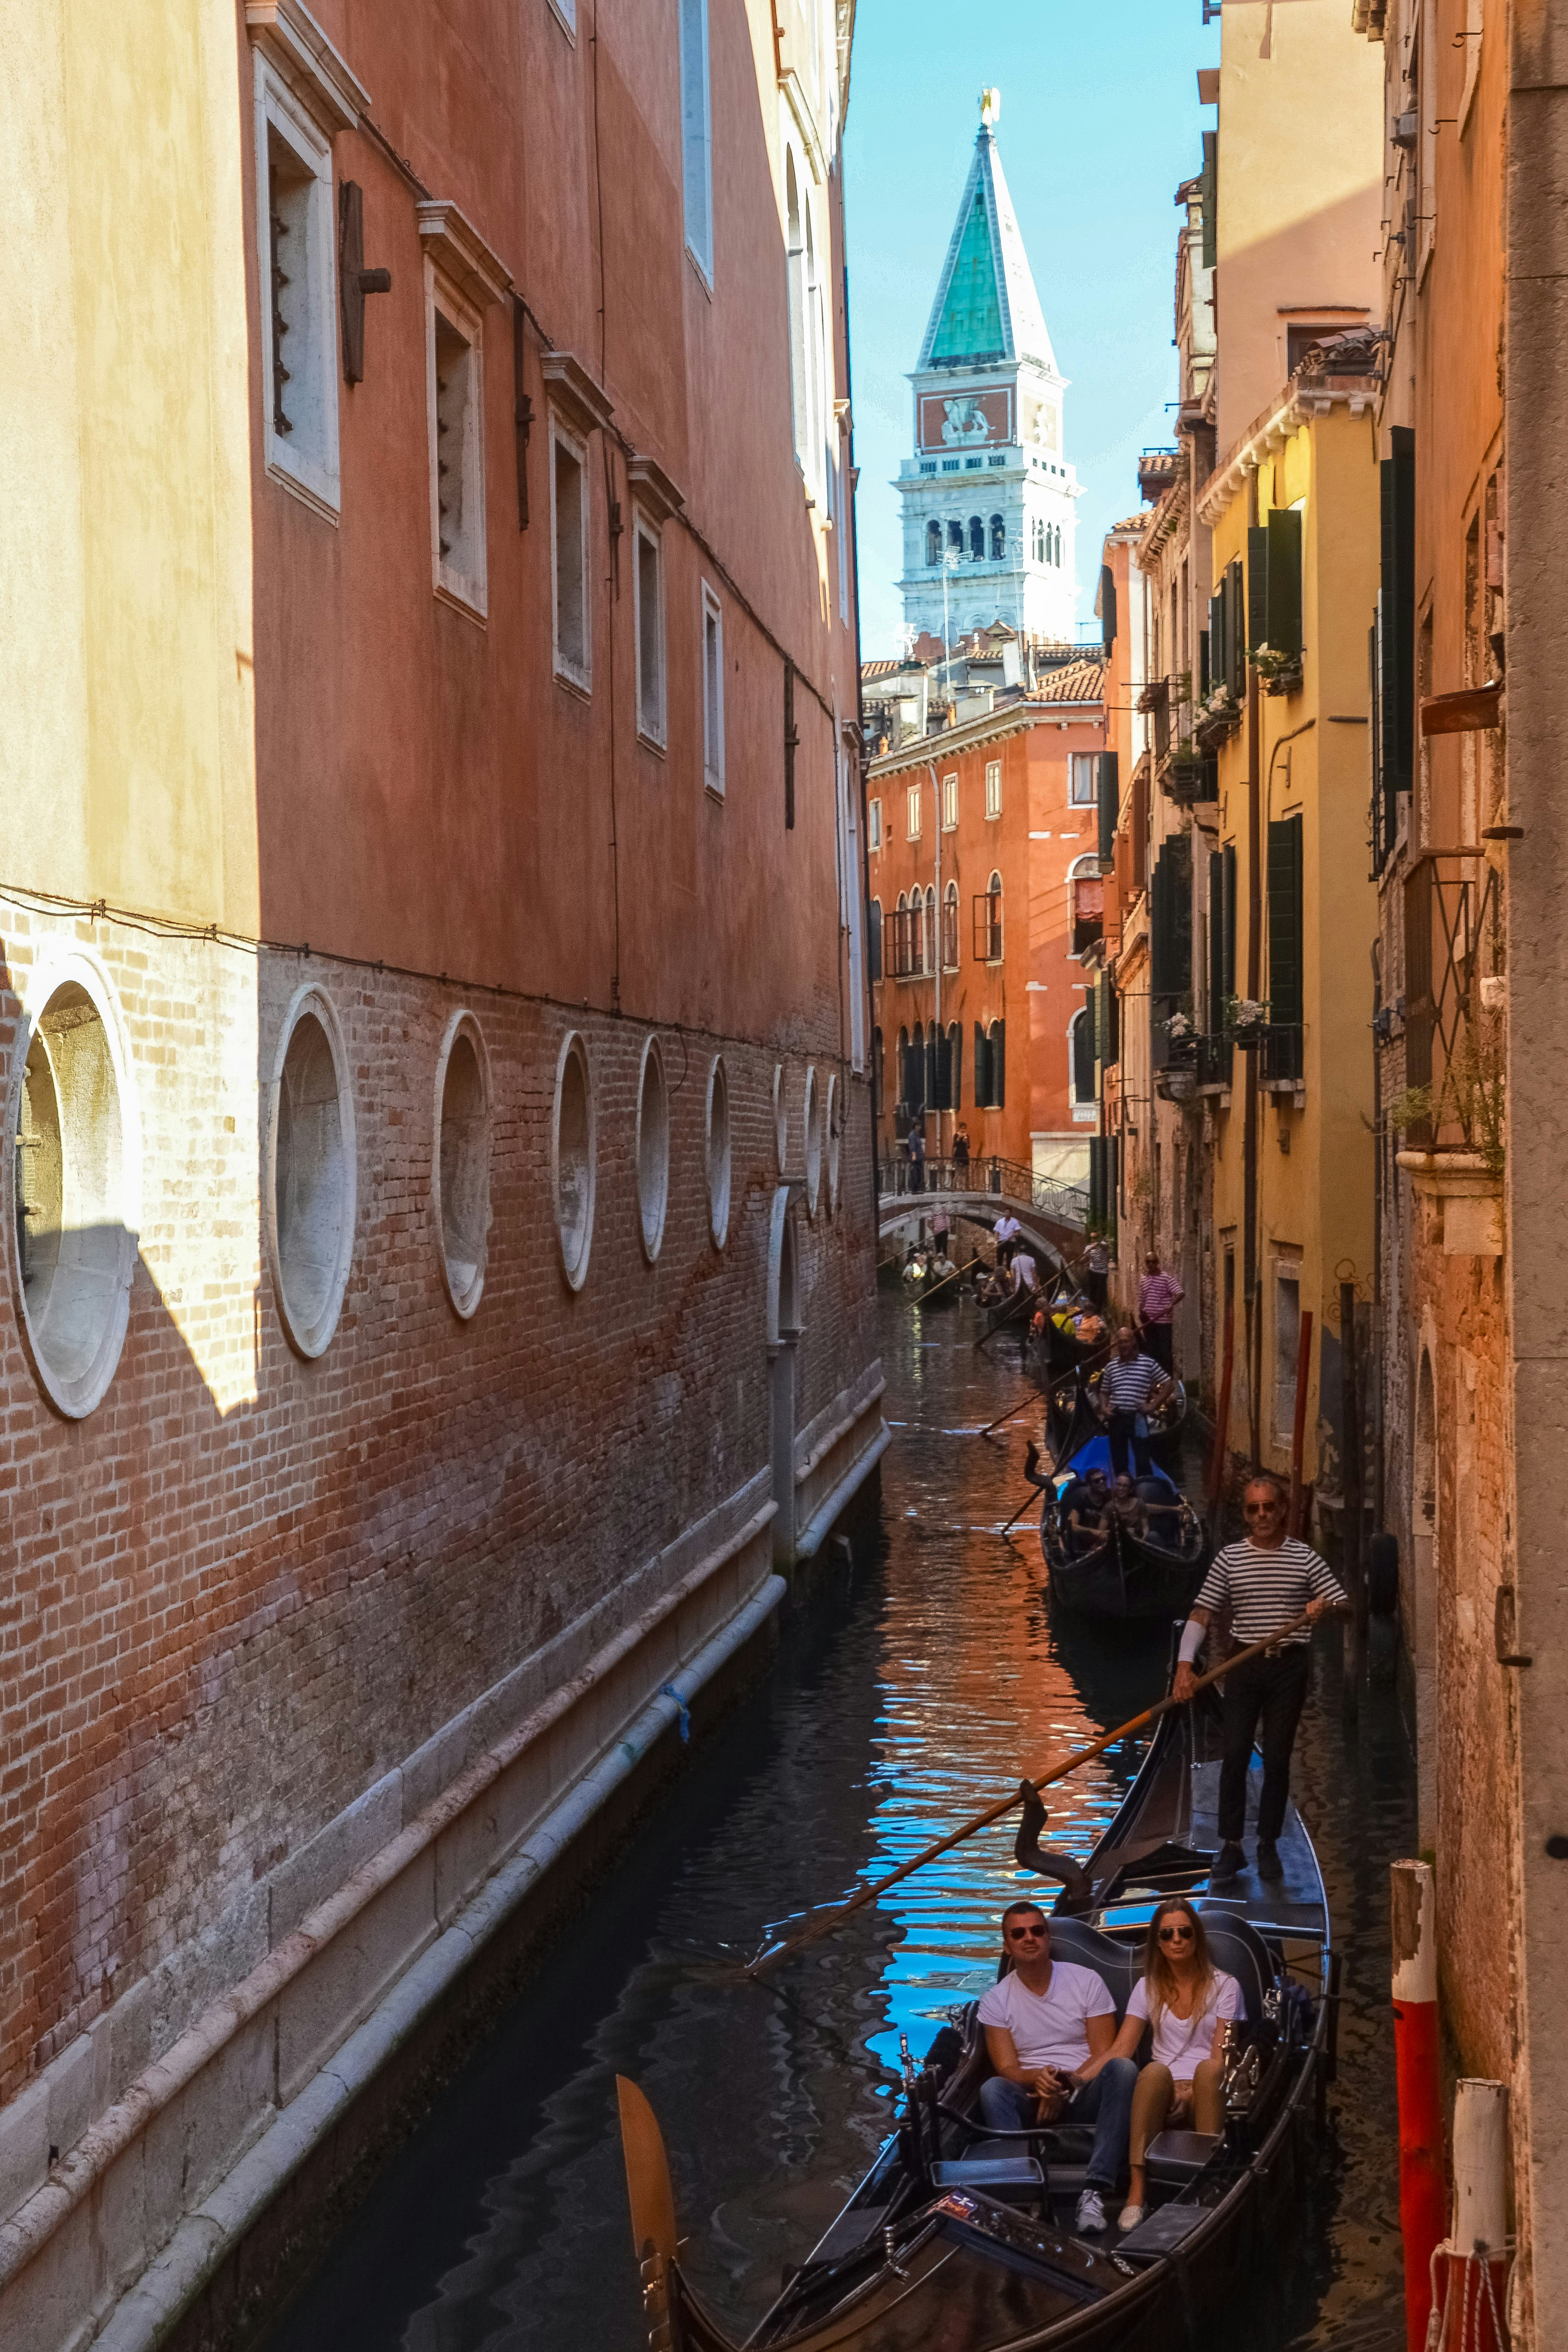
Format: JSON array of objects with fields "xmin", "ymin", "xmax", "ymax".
[
  {"xmin": 908, "ymin": 1122, "xmax": 926, "ymax": 1193},
  {"xmin": 953, "ymin": 1120, "xmax": 971, "ymax": 1175}
]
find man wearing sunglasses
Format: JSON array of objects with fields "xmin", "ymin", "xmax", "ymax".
[
  {"xmin": 975, "ymin": 1902, "xmax": 1137, "ymax": 2235},
  {"xmin": 1173, "ymin": 1472, "xmax": 1346, "ymax": 1881}
]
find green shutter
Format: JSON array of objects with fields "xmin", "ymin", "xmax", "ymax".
[
  {"xmin": 1227, "ymin": 559, "xmax": 1247, "ymax": 695},
  {"xmin": 1097, "ymin": 751, "xmax": 1118, "ymax": 864},
  {"xmin": 990, "ymin": 1019, "xmax": 1006, "ymax": 1107},
  {"xmin": 1208, "ymin": 850, "xmax": 1225, "ymax": 1024},
  {"xmin": 1266, "ymin": 508, "xmax": 1303, "ymax": 655},
  {"xmin": 1198, "ymin": 627, "xmax": 1210, "ymax": 700},
  {"xmin": 1248, "ymin": 526, "xmax": 1270, "ymax": 654},
  {"xmin": 1100, "ymin": 564, "xmax": 1118, "ymax": 651},
  {"xmin": 973, "ymin": 1019, "xmax": 991, "ymax": 1108},
  {"xmin": 1267, "ymin": 813, "xmax": 1304, "ymax": 1029},
  {"xmin": 1379, "ymin": 427, "xmax": 1416, "ymax": 825},
  {"xmin": 1222, "ymin": 842, "xmax": 1237, "ymax": 996},
  {"xmin": 933, "ymin": 1030, "xmax": 952, "ymax": 1110},
  {"xmin": 1200, "ymin": 132, "xmax": 1217, "ymax": 271}
]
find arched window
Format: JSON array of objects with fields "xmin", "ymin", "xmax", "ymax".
[
  {"xmin": 1068, "ymin": 851, "xmax": 1104, "ymax": 958},
  {"xmin": 989, "ymin": 513, "xmax": 1006, "ymax": 561},
  {"xmin": 1070, "ymin": 1006, "xmax": 1095, "ymax": 1103},
  {"xmin": 1032, "ymin": 518, "xmax": 1044, "ymax": 563},
  {"xmin": 947, "ymin": 518, "xmax": 963, "ymax": 554},
  {"xmin": 1053, "ymin": 524, "xmax": 1062, "ymax": 566},
  {"xmin": 869, "ymin": 896, "xmax": 883, "ymax": 982},
  {"xmin": 924, "ymin": 884, "xmax": 937, "ymax": 976},
  {"xmin": 988, "ymin": 1017, "xmax": 1006, "ymax": 1107},
  {"xmin": 967, "ymin": 515, "xmax": 984, "ymax": 561},
  {"xmin": 926, "ymin": 520, "xmax": 942, "ymax": 565},
  {"xmin": 973, "ymin": 871, "xmax": 1002, "ymax": 962},
  {"xmin": 942, "ymin": 880, "xmax": 960, "ymax": 970}
]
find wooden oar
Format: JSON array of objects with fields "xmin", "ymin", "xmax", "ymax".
[
  {"xmin": 744, "ymin": 1609, "xmax": 1318, "ymax": 1980},
  {"xmin": 974, "ymin": 1286, "xmax": 1038, "ymax": 1353},
  {"xmin": 975, "ymin": 1391, "xmax": 1037, "ymax": 1441}
]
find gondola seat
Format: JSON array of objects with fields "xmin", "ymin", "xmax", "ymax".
[
  {"xmin": 1143, "ymin": 2126, "xmax": 1222, "ymax": 2186},
  {"xmin": 931, "ymin": 2150, "xmax": 1046, "ymax": 2191},
  {"xmin": 1040, "ymin": 1917, "xmax": 1140, "ymax": 2020},
  {"xmin": 1196, "ymin": 1909, "xmax": 1277, "ymax": 2022}
]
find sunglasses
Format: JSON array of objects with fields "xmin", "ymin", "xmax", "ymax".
[
  {"xmin": 1243, "ymin": 1499, "xmax": 1282, "ymax": 1516},
  {"xmin": 1158, "ymin": 1924, "xmax": 1195, "ymax": 1943},
  {"xmin": 1006, "ymin": 1923, "xmax": 1049, "ymax": 1941}
]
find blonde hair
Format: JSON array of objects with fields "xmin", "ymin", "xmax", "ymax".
[{"xmin": 1140, "ymin": 1898, "xmax": 1215, "ymax": 2024}]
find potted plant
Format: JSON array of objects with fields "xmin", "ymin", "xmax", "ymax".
[
  {"xmin": 1247, "ymin": 645, "xmax": 1304, "ymax": 697},
  {"xmin": 1224, "ymin": 995, "xmax": 1271, "ymax": 1047}
]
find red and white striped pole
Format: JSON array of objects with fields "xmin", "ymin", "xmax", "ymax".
[
  {"xmin": 1392, "ymin": 1858, "xmax": 1445, "ymax": 2352},
  {"xmin": 1430, "ymin": 2080, "xmax": 1510, "ymax": 2350}
]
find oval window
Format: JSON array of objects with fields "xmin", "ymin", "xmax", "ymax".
[
  {"xmin": 826, "ymin": 1072, "xmax": 841, "ymax": 1215},
  {"xmin": 804, "ymin": 1065, "xmax": 822, "ymax": 1218},
  {"xmin": 433, "ymin": 1013, "xmax": 491, "ymax": 1317},
  {"xmin": 11, "ymin": 957, "xmax": 140, "ymax": 1418},
  {"xmin": 554, "ymin": 1032, "xmax": 596, "ymax": 1290},
  {"xmin": 706, "ymin": 1056, "xmax": 731, "ymax": 1249},
  {"xmin": 637, "ymin": 1035, "xmax": 670, "ymax": 1262},
  {"xmin": 267, "ymin": 987, "xmax": 356, "ymax": 1359},
  {"xmin": 773, "ymin": 1064, "xmax": 788, "ymax": 1174}
]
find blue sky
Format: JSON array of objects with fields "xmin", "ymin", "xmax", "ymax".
[{"xmin": 843, "ymin": 0, "xmax": 1220, "ymax": 658}]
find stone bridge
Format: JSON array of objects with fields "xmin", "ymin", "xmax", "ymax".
[{"xmin": 877, "ymin": 1155, "xmax": 1090, "ymax": 1275}]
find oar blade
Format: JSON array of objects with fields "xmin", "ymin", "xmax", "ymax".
[{"xmin": 617, "ymin": 2074, "xmax": 679, "ymax": 2264}]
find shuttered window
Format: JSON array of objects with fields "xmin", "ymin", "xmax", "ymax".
[
  {"xmin": 1377, "ymin": 427, "xmax": 1416, "ymax": 868},
  {"xmin": 1248, "ymin": 526, "xmax": 1270, "ymax": 653},
  {"xmin": 868, "ymin": 899, "xmax": 882, "ymax": 983},
  {"xmin": 1150, "ymin": 837, "xmax": 1193, "ymax": 996},
  {"xmin": 989, "ymin": 1018, "xmax": 1006, "ymax": 1107},
  {"xmin": 1072, "ymin": 1004, "xmax": 1096, "ymax": 1102},
  {"xmin": 1266, "ymin": 509, "xmax": 1303, "ymax": 654},
  {"xmin": 973, "ymin": 1020, "xmax": 991, "ymax": 1109},
  {"xmin": 1099, "ymin": 564, "xmax": 1118, "ymax": 651},
  {"xmin": 1266, "ymin": 814, "xmax": 1304, "ymax": 1081},
  {"xmin": 1097, "ymin": 974, "xmax": 1119, "ymax": 1069},
  {"xmin": 1222, "ymin": 842, "xmax": 1237, "ymax": 996},
  {"xmin": 1200, "ymin": 131, "xmax": 1217, "ymax": 270},
  {"xmin": 1097, "ymin": 751, "xmax": 1118, "ymax": 865}
]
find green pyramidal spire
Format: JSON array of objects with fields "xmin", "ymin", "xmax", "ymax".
[
  {"xmin": 930, "ymin": 192, "xmax": 1004, "ymax": 362},
  {"xmin": 918, "ymin": 96, "xmax": 1056, "ymax": 375}
]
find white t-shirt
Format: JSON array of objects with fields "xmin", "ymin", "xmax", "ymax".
[
  {"xmin": 976, "ymin": 1963, "xmax": 1114, "ymax": 2073},
  {"xmin": 995, "ymin": 1215, "xmax": 1022, "ymax": 1245},
  {"xmin": 1011, "ymin": 1254, "xmax": 1038, "ymax": 1293},
  {"xmin": 1125, "ymin": 1969, "xmax": 1241, "ymax": 2076}
]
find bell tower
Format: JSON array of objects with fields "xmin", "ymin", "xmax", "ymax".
[{"xmin": 896, "ymin": 91, "xmax": 1079, "ymax": 650}]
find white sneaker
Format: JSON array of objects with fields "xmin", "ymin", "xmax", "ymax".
[
  {"xmin": 1118, "ymin": 2203, "xmax": 1145, "ymax": 2233},
  {"xmin": 1075, "ymin": 2189, "xmax": 1107, "ymax": 2234}
]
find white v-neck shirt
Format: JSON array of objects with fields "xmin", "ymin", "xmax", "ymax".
[{"xmin": 1126, "ymin": 1969, "xmax": 1241, "ymax": 2075}]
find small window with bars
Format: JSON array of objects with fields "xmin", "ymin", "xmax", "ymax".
[
  {"xmin": 985, "ymin": 760, "xmax": 1002, "ymax": 818},
  {"xmin": 428, "ymin": 284, "xmax": 487, "ymax": 614},
  {"xmin": 255, "ymin": 67, "xmax": 339, "ymax": 516}
]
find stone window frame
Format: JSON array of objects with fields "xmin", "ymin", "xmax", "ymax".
[
  {"xmin": 251, "ymin": 53, "xmax": 343, "ymax": 522},
  {"xmin": 826, "ymin": 1071, "xmax": 841, "ymax": 1215},
  {"xmin": 550, "ymin": 414, "xmax": 592, "ymax": 694},
  {"xmin": 706, "ymin": 1054, "xmax": 732, "ymax": 1249},
  {"xmin": 868, "ymin": 795, "xmax": 882, "ymax": 851},
  {"xmin": 6, "ymin": 943, "xmax": 143, "ymax": 1421},
  {"xmin": 804, "ymin": 1064, "xmax": 822, "ymax": 1218},
  {"xmin": 632, "ymin": 510, "xmax": 667, "ymax": 751},
  {"xmin": 264, "ymin": 981, "xmax": 358, "ymax": 1360},
  {"xmin": 701, "ymin": 580, "xmax": 725, "ymax": 799},
  {"xmin": 552, "ymin": 1030, "xmax": 597, "ymax": 1292},
  {"xmin": 431, "ymin": 1008, "xmax": 492, "ymax": 1319},
  {"xmin": 636, "ymin": 1033, "xmax": 670, "ymax": 1263},
  {"xmin": 424, "ymin": 263, "xmax": 488, "ymax": 619}
]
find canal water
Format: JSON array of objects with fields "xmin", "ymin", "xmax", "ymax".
[{"xmin": 259, "ymin": 1294, "xmax": 1415, "ymax": 2352}]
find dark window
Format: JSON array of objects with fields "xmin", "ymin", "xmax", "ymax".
[
  {"xmin": 948, "ymin": 519, "xmax": 964, "ymax": 552},
  {"xmin": 868, "ymin": 898, "xmax": 883, "ymax": 983},
  {"xmin": 988, "ymin": 1018, "xmax": 1006, "ymax": 1107},
  {"xmin": 1071, "ymin": 1007, "xmax": 1095, "ymax": 1102},
  {"xmin": 948, "ymin": 1022, "xmax": 963, "ymax": 1113},
  {"xmin": 926, "ymin": 520, "xmax": 942, "ymax": 565},
  {"xmin": 1097, "ymin": 751, "xmax": 1118, "ymax": 866},
  {"xmin": 1200, "ymin": 131, "xmax": 1217, "ymax": 271},
  {"xmin": 989, "ymin": 513, "xmax": 1006, "ymax": 560},
  {"xmin": 968, "ymin": 515, "xmax": 984, "ymax": 560},
  {"xmin": 1100, "ymin": 563, "xmax": 1118, "ymax": 650},
  {"xmin": 1377, "ymin": 426, "xmax": 1415, "ymax": 868},
  {"xmin": 972, "ymin": 1019, "xmax": 992, "ymax": 1108}
]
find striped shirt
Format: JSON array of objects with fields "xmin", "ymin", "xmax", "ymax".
[
  {"xmin": 1098, "ymin": 1353, "xmax": 1168, "ymax": 1411},
  {"xmin": 1193, "ymin": 1538, "xmax": 1346, "ymax": 1647}
]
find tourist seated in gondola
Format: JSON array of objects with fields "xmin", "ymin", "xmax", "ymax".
[
  {"xmin": 976, "ymin": 1903, "xmax": 1138, "ymax": 2237},
  {"xmin": 1029, "ymin": 1445, "xmax": 1109, "ymax": 1555},
  {"xmin": 1092, "ymin": 1898, "xmax": 1242, "ymax": 2234},
  {"xmin": 1106, "ymin": 1474, "xmax": 1186, "ymax": 1547}
]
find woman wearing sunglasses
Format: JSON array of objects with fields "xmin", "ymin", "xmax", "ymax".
[{"xmin": 1105, "ymin": 1898, "xmax": 1240, "ymax": 2233}]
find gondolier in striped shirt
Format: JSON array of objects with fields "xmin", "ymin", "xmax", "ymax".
[
  {"xmin": 1174, "ymin": 1474, "xmax": 1348, "ymax": 1882},
  {"xmin": 1095, "ymin": 1325, "xmax": 1174, "ymax": 1481}
]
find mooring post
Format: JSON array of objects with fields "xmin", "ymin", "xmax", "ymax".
[{"xmin": 1391, "ymin": 1858, "xmax": 1445, "ymax": 2352}]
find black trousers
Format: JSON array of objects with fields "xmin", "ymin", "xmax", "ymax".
[
  {"xmin": 1219, "ymin": 1646, "xmax": 1311, "ymax": 1845},
  {"xmin": 1106, "ymin": 1411, "xmax": 1152, "ymax": 1480},
  {"xmin": 1085, "ymin": 1269, "xmax": 1108, "ymax": 1310},
  {"xmin": 1142, "ymin": 1321, "xmax": 1175, "ymax": 1373}
]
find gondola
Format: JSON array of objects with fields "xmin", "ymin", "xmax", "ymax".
[
  {"xmin": 616, "ymin": 1675, "xmax": 1338, "ymax": 2352},
  {"xmin": 1042, "ymin": 1433, "xmax": 1207, "ymax": 1625},
  {"xmin": 1039, "ymin": 1273, "xmax": 1113, "ymax": 1376},
  {"xmin": 899, "ymin": 1254, "xmax": 961, "ymax": 1308}
]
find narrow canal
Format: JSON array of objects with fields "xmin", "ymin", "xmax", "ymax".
[{"xmin": 259, "ymin": 1293, "xmax": 1415, "ymax": 2352}]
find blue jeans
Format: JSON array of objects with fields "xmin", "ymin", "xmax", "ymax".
[{"xmin": 978, "ymin": 2059, "xmax": 1138, "ymax": 2191}]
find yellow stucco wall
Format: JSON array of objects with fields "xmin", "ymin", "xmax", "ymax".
[
  {"xmin": 1209, "ymin": 405, "xmax": 1379, "ymax": 1475},
  {"xmin": 1215, "ymin": 0, "xmax": 1383, "ymax": 452},
  {"xmin": 0, "ymin": 3, "xmax": 257, "ymax": 933}
]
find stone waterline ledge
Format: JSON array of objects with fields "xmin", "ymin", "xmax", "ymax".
[
  {"xmin": 0, "ymin": 1474, "xmax": 802, "ymax": 2352},
  {"xmin": 796, "ymin": 1362, "xmax": 889, "ymax": 1559}
]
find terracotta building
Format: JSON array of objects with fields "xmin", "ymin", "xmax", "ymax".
[
  {"xmin": 1357, "ymin": 0, "xmax": 1567, "ymax": 2335},
  {"xmin": 0, "ymin": 4, "xmax": 879, "ymax": 2344},
  {"xmin": 866, "ymin": 658, "xmax": 1106, "ymax": 1192}
]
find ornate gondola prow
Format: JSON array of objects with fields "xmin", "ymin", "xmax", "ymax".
[{"xmin": 617, "ymin": 2076, "xmax": 685, "ymax": 2351}]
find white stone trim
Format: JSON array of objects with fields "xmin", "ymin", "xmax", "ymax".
[
  {"xmin": 414, "ymin": 200, "xmax": 513, "ymax": 311},
  {"xmin": 424, "ymin": 259, "xmax": 489, "ymax": 619},
  {"xmin": 245, "ymin": 0, "xmax": 369, "ymax": 133},
  {"xmin": 252, "ymin": 56, "xmax": 342, "ymax": 522},
  {"xmin": 5, "ymin": 943, "xmax": 142, "ymax": 1421},
  {"xmin": 551, "ymin": 1030, "xmax": 596, "ymax": 1291},
  {"xmin": 263, "ymin": 982, "xmax": 357, "ymax": 1359},
  {"xmin": 705, "ymin": 1054, "xmax": 731, "ymax": 1249},
  {"xmin": 635, "ymin": 1033, "xmax": 670, "ymax": 1263},
  {"xmin": 430, "ymin": 1010, "xmax": 492, "ymax": 1319}
]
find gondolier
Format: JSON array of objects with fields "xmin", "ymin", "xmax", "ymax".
[
  {"xmin": 1095, "ymin": 1327, "xmax": 1173, "ymax": 1480},
  {"xmin": 1174, "ymin": 1473, "xmax": 1347, "ymax": 1880}
]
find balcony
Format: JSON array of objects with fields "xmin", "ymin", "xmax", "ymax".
[{"xmin": 1396, "ymin": 853, "xmax": 1503, "ymax": 1165}]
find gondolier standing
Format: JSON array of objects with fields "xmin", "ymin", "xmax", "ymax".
[
  {"xmin": 1096, "ymin": 1326, "xmax": 1173, "ymax": 1480},
  {"xmin": 1136, "ymin": 1251, "xmax": 1183, "ymax": 1374},
  {"xmin": 1174, "ymin": 1473, "xmax": 1347, "ymax": 1880}
]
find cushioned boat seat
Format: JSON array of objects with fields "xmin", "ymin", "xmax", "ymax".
[
  {"xmin": 932, "ymin": 2155, "xmax": 1045, "ymax": 2189},
  {"xmin": 1041, "ymin": 1915, "xmax": 1140, "ymax": 2021},
  {"xmin": 1144, "ymin": 2127, "xmax": 1221, "ymax": 2183},
  {"xmin": 1196, "ymin": 1907, "xmax": 1276, "ymax": 2023}
]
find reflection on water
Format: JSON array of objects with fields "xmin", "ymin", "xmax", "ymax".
[{"xmin": 259, "ymin": 1298, "xmax": 1413, "ymax": 2352}]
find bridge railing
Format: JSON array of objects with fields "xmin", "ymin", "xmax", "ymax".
[{"xmin": 877, "ymin": 1155, "xmax": 1090, "ymax": 1233}]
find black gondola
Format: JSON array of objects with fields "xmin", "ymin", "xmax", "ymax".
[
  {"xmin": 1046, "ymin": 1362, "xmax": 1187, "ymax": 1469},
  {"xmin": 617, "ymin": 1682, "xmax": 1337, "ymax": 2352},
  {"xmin": 1041, "ymin": 1433, "xmax": 1207, "ymax": 1625}
]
